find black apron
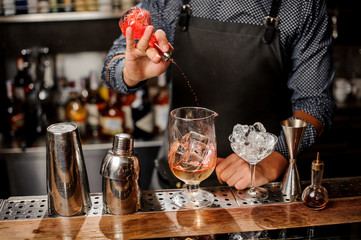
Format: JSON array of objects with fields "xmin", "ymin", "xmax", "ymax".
[{"xmin": 156, "ymin": 0, "xmax": 291, "ymax": 188}]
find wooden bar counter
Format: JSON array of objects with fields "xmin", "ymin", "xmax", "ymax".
[{"xmin": 1, "ymin": 178, "xmax": 361, "ymax": 239}]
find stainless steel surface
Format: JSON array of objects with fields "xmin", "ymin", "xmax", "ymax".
[
  {"xmin": 100, "ymin": 134, "xmax": 141, "ymax": 215},
  {"xmin": 0, "ymin": 194, "xmax": 103, "ymax": 221},
  {"xmin": 1, "ymin": 177, "xmax": 361, "ymax": 221},
  {"xmin": 142, "ymin": 187, "xmax": 238, "ymax": 211},
  {"xmin": 280, "ymin": 119, "xmax": 307, "ymax": 198},
  {"xmin": 281, "ymin": 162, "xmax": 302, "ymax": 201},
  {"xmin": 46, "ymin": 122, "xmax": 91, "ymax": 216}
]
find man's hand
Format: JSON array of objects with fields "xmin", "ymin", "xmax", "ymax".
[
  {"xmin": 123, "ymin": 26, "xmax": 171, "ymax": 87},
  {"xmin": 216, "ymin": 151, "xmax": 288, "ymax": 190}
]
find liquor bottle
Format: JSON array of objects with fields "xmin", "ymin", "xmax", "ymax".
[
  {"xmin": 100, "ymin": 90, "xmax": 125, "ymax": 139},
  {"xmin": 28, "ymin": 0, "xmax": 38, "ymax": 13},
  {"xmin": 74, "ymin": 0, "xmax": 86, "ymax": 11},
  {"xmin": 302, "ymin": 153, "xmax": 329, "ymax": 210},
  {"xmin": 153, "ymin": 73, "xmax": 169, "ymax": 135},
  {"xmin": 4, "ymin": 79, "xmax": 25, "ymax": 137},
  {"xmin": 37, "ymin": 47, "xmax": 55, "ymax": 123},
  {"xmin": 120, "ymin": 92, "xmax": 135, "ymax": 134},
  {"xmin": 120, "ymin": 0, "xmax": 132, "ymax": 11},
  {"xmin": 39, "ymin": 47, "xmax": 54, "ymax": 90},
  {"xmin": 65, "ymin": 81, "xmax": 87, "ymax": 136},
  {"xmin": 99, "ymin": 81, "xmax": 110, "ymax": 102},
  {"xmin": 15, "ymin": 0, "xmax": 28, "ymax": 14},
  {"xmin": 80, "ymin": 77, "xmax": 89, "ymax": 104},
  {"xmin": 85, "ymin": 71, "xmax": 105, "ymax": 137},
  {"xmin": 98, "ymin": 0, "xmax": 111, "ymax": 12},
  {"xmin": 85, "ymin": 0, "xmax": 97, "ymax": 11},
  {"xmin": 131, "ymin": 88, "xmax": 154, "ymax": 140},
  {"xmin": 14, "ymin": 55, "xmax": 33, "ymax": 105},
  {"xmin": 112, "ymin": 0, "xmax": 120, "ymax": 13},
  {"xmin": 38, "ymin": 0, "xmax": 49, "ymax": 12},
  {"xmin": 3, "ymin": 0, "xmax": 16, "ymax": 15},
  {"xmin": 48, "ymin": 0, "xmax": 57, "ymax": 12},
  {"xmin": 63, "ymin": 0, "xmax": 72, "ymax": 12},
  {"xmin": 56, "ymin": 0, "xmax": 64, "ymax": 11},
  {"xmin": 55, "ymin": 77, "xmax": 70, "ymax": 122},
  {"xmin": 22, "ymin": 47, "xmax": 51, "ymax": 146},
  {"xmin": 23, "ymin": 78, "xmax": 48, "ymax": 146}
]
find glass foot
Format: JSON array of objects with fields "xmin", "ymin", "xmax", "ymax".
[
  {"xmin": 237, "ymin": 186, "xmax": 268, "ymax": 203},
  {"xmin": 172, "ymin": 189, "xmax": 215, "ymax": 209}
]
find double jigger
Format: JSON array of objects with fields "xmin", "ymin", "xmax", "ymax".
[{"xmin": 280, "ymin": 119, "xmax": 307, "ymax": 200}]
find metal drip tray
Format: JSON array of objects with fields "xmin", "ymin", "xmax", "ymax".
[
  {"xmin": 141, "ymin": 187, "xmax": 238, "ymax": 212},
  {"xmin": 0, "ymin": 195, "xmax": 104, "ymax": 221},
  {"xmin": 1, "ymin": 177, "xmax": 360, "ymax": 221}
]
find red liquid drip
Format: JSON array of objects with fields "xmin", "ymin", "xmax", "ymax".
[{"xmin": 171, "ymin": 59, "xmax": 200, "ymax": 106}]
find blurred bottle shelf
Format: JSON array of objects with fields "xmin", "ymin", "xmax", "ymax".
[{"xmin": 0, "ymin": 11, "xmax": 123, "ymax": 23}]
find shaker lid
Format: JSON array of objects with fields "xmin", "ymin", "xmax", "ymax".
[
  {"xmin": 113, "ymin": 133, "xmax": 134, "ymax": 152},
  {"xmin": 47, "ymin": 122, "xmax": 77, "ymax": 135}
]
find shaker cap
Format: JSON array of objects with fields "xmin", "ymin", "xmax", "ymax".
[{"xmin": 113, "ymin": 133, "xmax": 134, "ymax": 152}]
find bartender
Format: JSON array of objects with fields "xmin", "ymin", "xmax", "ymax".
[{"xmin": 102, "ymin": 0, "xmax": 334, "ymax": 190}]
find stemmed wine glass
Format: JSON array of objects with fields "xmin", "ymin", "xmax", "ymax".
[
  {"xmin": 168, "ymin": 107, "xmax": 218, "ymax": 209},
  {"xmin": 229, "ymin": 122, "xmax": 278, "ymax": 202}
]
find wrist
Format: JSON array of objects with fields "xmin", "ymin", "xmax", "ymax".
[{"xmin": 123, "ymin": 67, "xmax": 140, "ymax": 87}]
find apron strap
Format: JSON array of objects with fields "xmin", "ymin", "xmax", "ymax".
[
  {"xmin": 263, "ymin": 0, "xmax": 281, "ymax": 44},
  {"xmin": 178, "ymin": 0, "xmax": 191, "ymax": 32}
]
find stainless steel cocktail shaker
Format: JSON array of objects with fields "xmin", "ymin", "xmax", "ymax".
[
  {"xmin": 100, "ymin": 133, "xmax": 141, "ymax": 215},
  {"xmin": 46, "ymin": 122, "xmax": 91, "ymax": 216}
]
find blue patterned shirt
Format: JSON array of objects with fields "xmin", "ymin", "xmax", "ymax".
[{"xmin": 102, "ymin": 0, "xmax": 335, "ymax": 159}]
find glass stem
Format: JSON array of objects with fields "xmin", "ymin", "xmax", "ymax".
[
  {"xmin": 249, "ymin": 164, "xmax": 256, "ymax": 193},
  {"xmin": 186, "ymin": 183, "xmax": 200, "ymax": 197}
]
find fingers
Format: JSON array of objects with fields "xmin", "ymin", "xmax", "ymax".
[
  {"xmin": 216, "ymin": 158, "xmax": 225, "ymax": 184},
  {"xmin": 137, "ymin": 26, "xmax": 154, "ymax": 52},
  {"xmin": 125, "ymin": 27, "xmax": 135, "ymax": 52},
  {"xmin": 216, "ymin": 154, "xmax": 250, "ymax": 190},
  {"xmin": 216, "ymin": 153, "xmax": 238, "ymax": 174},
  {"xmin": 154, "ymin": 29, "xmax": 169, "ymax": 52},
  {"xmin": 126, "ymin": 26, "xmax": 162, "ymax": 63},
  {"xmin": 224, "ymin": 169, "xmax": 250, "ymax": 190},
  {"xmin": 146, "ymin": 48, "xmax": 162, "ymax": 63}
]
